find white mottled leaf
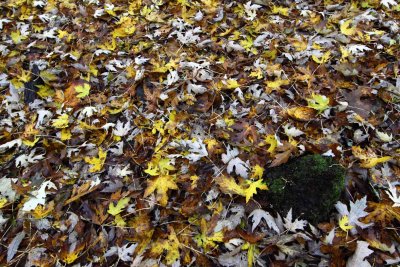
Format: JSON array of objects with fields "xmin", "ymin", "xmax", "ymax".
[{"xmin": 346, "ymin": 241, "xmax": 373, "ymax": 267}]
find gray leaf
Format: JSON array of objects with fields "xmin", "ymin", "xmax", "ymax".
[{"xmin": 7, "ymin": 231, "xmax": 26, "ymax": 262}]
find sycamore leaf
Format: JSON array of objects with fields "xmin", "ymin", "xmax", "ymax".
[
  {"xmin": 84, "ymin": 148, "xmax": 107, "ymax": 173},
  {"xmin": 249, "ymin": 209, "xmax": 280, "ymax": 233},
  {"xmin": 108, "ymin": 197, "xmax": 130, "ymax": 216},
  {"xmin": 381, "ymin": 0, "xmax": 398, "ymax": 8},
  {"xmin": 143, "ymin": 175, "xmax": 178, "ymax": 206},
  {"xmin": 227, "ymin": 157, "xmax": 249, "ymax": 178},
  {"xmin": 283, "ymin": 209, "xmax": 307, "ymax": 232},
  {"xmin": 75, "ymin": 83, "xmax": 90, "ymax": 98},
  {"xmin": 335, "ymin": 196, "xmax": 372, "ymax": 234},
  {"xmin": 346, "ymin": 241, "xmax": 373, "ymax": 267},
  {"xmin": 307, "ymin": 93, "xmax": 330, "ymax": 113},
  {"xmin": 22, "ymin": 181, "xmax": 57, "ymax": 211},
  {"xmin": 386, "ymin": 182, "xmax": 400, "ymax": 207},
  {"xmin": 52, "ymin": 114, "xmax": 69, "ymax": 128}
]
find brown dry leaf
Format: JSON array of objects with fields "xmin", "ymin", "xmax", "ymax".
[{"xmin": 287, "ymin": 106, "xmax": 316, "ymax": 121}]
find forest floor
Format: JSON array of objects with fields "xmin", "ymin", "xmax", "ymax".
[{"xmin": 0, "ymin": 0, "xmax": 400, "ymax": 266}]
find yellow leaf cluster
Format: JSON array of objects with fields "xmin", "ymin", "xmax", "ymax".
[
  {"xmin": 108, "ymin": 197, "xmax": 130, "ymax": 216},
  {"xmin": 84, "ymin": 147, "xmax": 107, "ymax": 172},
  {"xmin": 52, "ymin": 114, "xmax": 69, "ymax": 129},
  {"xmin": 215, "ymin": 175, "xmax": 268, "ymax": 203},
  {"xmin": 112, "ymin": 16, "xmax": 136, "ymax": 38},
  {"xmin": 144, "ymin": 174, "xmax": 178, "ymax": 206},
  {"xmin": 352, "ymin": 146, "xmax": 392, "ymax": 168}
]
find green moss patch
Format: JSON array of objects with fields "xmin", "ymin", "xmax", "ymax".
[{"xmin": 260, "ymin": 154, "xmax": 346, "ymax": 224}]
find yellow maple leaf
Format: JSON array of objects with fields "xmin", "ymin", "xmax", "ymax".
[
  {"xmin": 144, "ymin": 157, "xmax": 175, "ymax": 176},
  {"xmin": 360, "ymin": 156, "xmax": 392, "ymax": 169},
  {"xmin": 150, "ymin": 226, "xmax": 180, "ymax": 264},
  {"xmin": 108, "ymin": 197, "xmax": 130, "ymax": 216},
  {"xmin": 312, "ymin": 51, "xmax": 331, "ymax": 64},
  {"xmin": 114, "ymin": 214, "xmax": 126, "ymax": 227},
  {"xmin": 225, "ymin": 79, "xmax": 240, "ymax": 89},
  {"xmin": 352, "ymin": 146, "xmax": 392, "ymax": 168},
  {"xmin": 98, "ymin": 38, "xmax": 117, "ymax": 51},
  {"xmin": 242, "ymin": 242, "xmax": 258, "ymax": 267},
  {"xmin": 215, "ymin": 175, "xmax": 268, "ymax": 203},
  {"xmin": 75, "ymin": 83, "xmax": 90, "ymax": 98},
  {"xmin": 144, "ymin": 175, "xmax": 178, "ymax": 206},
  {"xmin": 271, "ymin": 5, "xmax": 289, "ymax": 16},
  {"xmin": 340, "ymin": 20, "xmax": 357, "ymax": 36},
  {"xmin": 251, "ymin": 165, "xmax": 264, "ymax": 180},
  {"xmin": 249, "ymin": 68, "xmax": 263, "ymax": 79},
  {"xmin": 37, "ymin": 84, "xmax": 55, "ymax": 98},
  {"xmin": 307, "ymin": 93, "xmax": 330, "ymax": 113},
  {"xmin": 52, "ymin": 114, "xmax": 69, "ymax": 128},
  {"xmin": 194, "ymin": 218, "xmax": 224, "ymax": 252},
  {"xmin": 244, "ymin": 179, "xmax": 268, "ymax": 203},
  {"xmin": 266, "ymin": 78, "xmax": 290, "ymax": 91},
  {"xmin": 112, "ymin": 16, "xmax": 136, "ymax": 38},
  {"xmin": 215, "ymin": 175, "xmax": 245, "ymax": 196},
  {"xmin": 60, "ymin": 129, "xmax": 72, "ymax": 141},
  {"xmin": 22, "ymin": 138, "xmax": 39, "ymax": 147},
  {"xmin": 0, "ymin": 197, "xmax": 7, "ymax": 208},
  {"xmin": 84, "ymin": 147, "xmax": 107, "ymax": 173},
  {"xmin": 339, "ymin": 215, "xmax": 353, "ymax": 232},
  {"xmin": 61, "ymin": 251, "xmax": 79, "ymax": 264},
  {"xmin": 262, "ymin": 134, "xmax": 278, "ymax": 153},
  {"xmin": 11, "ymin": 30, "xmax": 28, "ymax": 44},
  {"xmin": 32, "ymin": 202, "xmax": 54, "ymax": 219}
]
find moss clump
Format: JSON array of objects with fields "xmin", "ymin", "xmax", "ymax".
[{"xmin": 260, "ymin": 154, "xmax": 346, "ymax": 224}]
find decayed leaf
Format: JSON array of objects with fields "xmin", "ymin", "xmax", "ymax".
[{"xmin": 7, "ymin": 231, "xmax": 25, "ymax": 262}]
